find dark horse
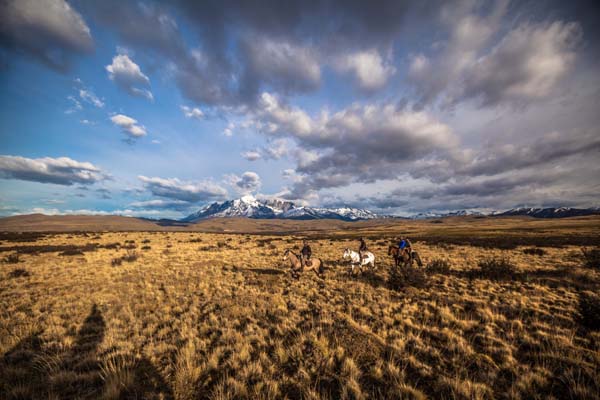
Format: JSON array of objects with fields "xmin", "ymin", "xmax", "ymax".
[{"xmin": 388, "ymin": 245, "xmax": 423, "ymax": 268}]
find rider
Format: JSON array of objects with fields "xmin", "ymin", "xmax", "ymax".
[
  {"xmin": 398, "ymin": 236, "xmax": 412, "ymax": 258},
  {"xmin": 300, "ymin": 239, "xmax": 312, "ymax": 268},
  {"xmin": 358, "ymin": 237, "xmax": 368, "ymax": 264}
]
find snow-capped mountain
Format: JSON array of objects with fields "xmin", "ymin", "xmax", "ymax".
[
  {"xmin": 410, "ymin": 210, "xmax": 484, "ymax": 219},
  {"xmin": 409, "ymin": 207, "xmax": 599, "ymax": 219},
  {"xmin": 181, "ymin": 195, "xmax": 379, "ymax": 222},
  {"xmin": 493, "ymin": 207, "xmax": 600, "ymax": 218}
]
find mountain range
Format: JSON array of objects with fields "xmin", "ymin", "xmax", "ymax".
[
  {"xmin": 181, "ymin": 195, "xmax": 379, "ymax": 222},
  {"xmin": 179, "ymin": 196, "xmax": 599, "ymax": 222}
]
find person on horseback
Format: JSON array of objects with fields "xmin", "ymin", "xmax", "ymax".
[
  {"xmin": 358, "ymin": 237, "xmax": 368, "ymax": 264},
  {"xmin": 398, "ymin": 236, "xmax": 412, "ymax": 259},
  {"xmin": 300, "ymin": 239, "xmax": 312, "ymax": 268}
]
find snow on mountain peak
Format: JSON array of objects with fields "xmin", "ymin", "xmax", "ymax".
[{"xmin": 182, "ymin": 197, "xmax": 379, "ymax": 222}]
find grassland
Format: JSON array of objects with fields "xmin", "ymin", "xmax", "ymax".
[{"xmin": 1, "ymin": 216, "xmax": 599, "ymax": 399}]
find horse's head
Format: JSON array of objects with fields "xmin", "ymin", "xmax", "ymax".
[
  {"xmin": 282, "ymin": 249, "xmax": 290, "ymax": 261},
  {"xmin": 343, "ymin": 248, "xmax": 351, "ymax": 259}
]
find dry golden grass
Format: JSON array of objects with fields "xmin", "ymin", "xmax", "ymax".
[{"xmin": 1, "ymin": 218, "xmax": 599, "ymax": 399}]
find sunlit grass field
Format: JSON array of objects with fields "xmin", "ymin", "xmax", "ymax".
[{"xmin": 1, "ymin": 217, "xmax": 599, "ymax": 399}]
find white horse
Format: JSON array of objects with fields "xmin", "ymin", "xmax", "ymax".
[{"xmin": 343, "ymin": 248, "xmax": 376, "ymax": 274}]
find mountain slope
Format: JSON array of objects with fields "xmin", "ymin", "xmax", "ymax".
[
  {"xmin": 182, "ymin": 195, "xmax": 379, "ymax": 222},
  {"xmin": 493, "ymin": 207, "xmax": 600, "ymax": 218}
]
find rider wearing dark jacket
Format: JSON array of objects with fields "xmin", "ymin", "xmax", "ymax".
[
  {"xmin": 301, "ymin": 240, "xmax": 312, "ymax": 267},
  {"xmin": 358, "ymin": 238, "xmax": 368, "ymax": 262}
]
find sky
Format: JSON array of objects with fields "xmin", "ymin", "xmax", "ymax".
[{"xmin": 0, "ymin": 0, "xmax": 599, "ymax": 218}]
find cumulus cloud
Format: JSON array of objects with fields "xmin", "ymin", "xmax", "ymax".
[
  {"xmin": 241, "ymin": 150, "xmax": 261, "ymax": 161},
  {"xmin": 241, "ymin": 139, "xmax": 290, "ymax": 162},
  {"xmin": 0, "ymin": 0, "xmax": 93, "ymax": 71},
  {"xmin": 226, "ymin": 171, "xmax": 262, "ymax": 194},
  {"xmin": 80, "ymin": 0, "xmax": 440, "ymax": 107},
  {"xmin": 239, "ymin": 36, "xmax": 321, "ymax": 96},
  {"xmin": 254, "ymin": 93, "xmax": 456, "ymax": 188},
  {"xmin": 106, "ymin": 54, "xmax": 153, "ymax": 100},
  {"xmin": 408, "ymin": 0, "xmax": 509, "ymax": 107},
  {"xmin": 180, "ymin": 105, "xmax": 204, "ymax": 120},
  {"xmin": 110, "ymin": 114, "xmax": 147, "ymax": 139},
  {"xmin": 0, "ymin": 155, "xmax": 105, "ymax": 185},
  {"xmin": 461, "ymin": 21, "xmax": 581, "ymax": 106},
  {"xmin": 138, "ymin": 175, "xmax": 227, "ymax": 202},
  {"xmin": 334, "ymin": 49, "xmax": 395, "ymax": 92}
]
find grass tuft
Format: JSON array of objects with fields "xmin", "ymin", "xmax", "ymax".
[
  {"xmin": 581, "ymin": 248, "xmax": 600, "ymax": 270},
  {"xmin": 3, "ymin": 253, "xmax": 20, "ymax": 263},
  {"xmin": 426, "ymin": 258, "xmax": 451, "ymax": 274}
]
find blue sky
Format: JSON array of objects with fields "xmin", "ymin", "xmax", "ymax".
[{"xmin": 1, "ymin": 0, "xmax": 599, "ymax": 218}]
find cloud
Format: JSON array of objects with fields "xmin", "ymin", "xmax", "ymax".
[
  {"xmin": 241, "ymin": 150, "xmax": 261, "ymax": 161},
  {"xmin": 0, "ymin": 155, "xmax": 105, "ymax": 185},
  {"xmin": 241, "ymin": 139, "xmax": 290, "ymax": 161},
  {"xmin": 0, "ymin": 0, "xmax": 93, "ymax": 71},
  {"xmin": 180, "ymin": 105, "xmax": 204, "ymax": 120},
  {"xmin": 253, "ymin": 93, "xmax": 457, "ymax": 193},
  {"xmin": 106, "ymin": 53, "xmax": 153, "ymax": 100},
  {"xmin": 129, "ymin": 199, "xmax": 192, "ymax": 211},
  {"xmin": 459, "ymin": 131, "xmax": 600, "ymax": 178},
  {"xmin": 65, "ymin": 95, "xmax": 82, "ymax": 114},
  {"xmin": 95, "ymin": 188, "xmax": 111, "ymax": 199},
  {"xmin": 408, "ymin": 0, "xmax": 509, "ymax": 107},
  {"xmin": 78, "ymin": 89, "xmax": 104, "ymax": 108},
  {"xmin": 110, "ymin": 114, "xmax": 147, "ymax": 139},
  {"xmin": 408, "ymin": 2, "xmax": 581, "ymax": 109},
  {"xmin": 226, "ymin": 171, "xmax": 262, "ymax": 193},
  {"xmin": 138, "ymin": 175, "xmax": 227, "ymax": 202},
  {"xmin": 461, "ymin": 21, "xmax": 581, "ymax": 107},
  {"xmin": 81, "ymin": 0, "xmax": 441, "ymax": 108},
  {"xmin": 334, "ymin": 49, "xmax": 395, "ymax": 92},
  {"xmin": 239, "ymin": 36, "xmax": 321, "ymax": 96}
]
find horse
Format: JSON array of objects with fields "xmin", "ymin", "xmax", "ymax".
[
  {"xmin": 343, "ymin": 249, "xmax": 376, "ymax": 274},
  {"xmin": 388, "ymin": 245, "xmax": 423, "ymax": 268},
  {"xmin": 283, "ymin": 249, "xmax": 324, "ymax": 279}
]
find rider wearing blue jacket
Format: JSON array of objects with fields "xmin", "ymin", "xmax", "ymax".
[{"xmin": 398, "ymin": 236, "xmax": 412, "ymax": 254}]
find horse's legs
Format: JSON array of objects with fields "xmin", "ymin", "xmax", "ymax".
[{"xmin": 413, "ymin": 252, "xmax": 423, "ymax": 267}]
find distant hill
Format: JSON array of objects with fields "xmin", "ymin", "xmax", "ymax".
[{"xmin": 0, "ymin": 214, "xmax": 163, "ymax": 232}]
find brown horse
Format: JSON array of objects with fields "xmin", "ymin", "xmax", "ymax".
[
  {"xmin": 388, "ymin": 245, "xmax": 423, "ymax": 268},
  {"xmin": 283, "ymin": 249, "xmax": 324, "ymax": 278}
]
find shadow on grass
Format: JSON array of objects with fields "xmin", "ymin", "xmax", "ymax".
[{"xmin": 0, "ymin": 304, "xmax": 173, "ymax": 400}]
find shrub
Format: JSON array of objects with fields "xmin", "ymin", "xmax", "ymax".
[
  {"xmin": 473, "ymin": 257, "xmax": 518, "ymax": 280},
  {"xmin": 111, "ymin": 257, "xmax": 123, "ymax": 267},
  {"xmin": 388, "ymin": 267, "xmax": 429, "ymax": 291},
  {"xmin": 142, "ymin": 239, "xmax": 151, "ymax": 244},
  {"xmin": 9, "ymin": 268, "xmax": 30, "ymax": 278},
  {"xmin": 579, "ymin": 291, "xmax": 600, "ymax": 330},
  {"xmin": 523, "ymin": 248, "xmax": 547, "ymax": 256},
  {"xmin": 189, "ymin": 238, "xmax": 202, "ymax": 243},
  {"xmin": 122, "ymin": 250, "xmax": 138, "ymax": 262},
  {"xmin": 3, "ymin": 253, "xmax": 20, "ymax": 263},
  {"xmin": 427, "ymin": 258, "xmax": 451, "ymax": 274},
  {"xmin": 581, "ymin": 248, "xmax": 600, "ymax": 270},
  {"xmin": 141, "ymin": 245, "xmax": 151, "ymax": 251},
  {"xmin": 59, "ymin": 249, "xmax": 84, "ymax": 256}
]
